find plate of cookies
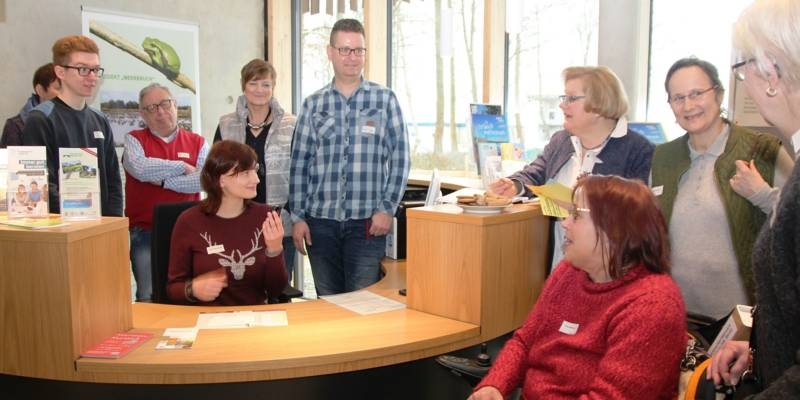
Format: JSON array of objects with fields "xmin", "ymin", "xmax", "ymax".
[{"xmin": 455, "ymin": 193, "xmax": 512, "ymax": 214}]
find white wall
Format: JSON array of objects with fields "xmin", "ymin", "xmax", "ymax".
[{"xmin": 0, "ymin": 0, "xmax": 264, "ymax": 140}]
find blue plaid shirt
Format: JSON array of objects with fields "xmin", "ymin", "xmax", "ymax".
[{"xmin": 289, "ymin": 79, "xmax": 410, "ymax": 222}]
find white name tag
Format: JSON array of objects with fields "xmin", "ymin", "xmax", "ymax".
[
  {"xmin": 207, "ymin": 244, "xmax": 225, "ymax": 254},
  {"xmin": 177, "ymin": 152, "xmax": 190, "ymax": 159},
  {"xmin": 559, "ymin": 320, "xmax": 579, "ymax": 335},
  {"xmin": 93, "ymin": 131, "xmax": 104, "ymax": 139},
  {"xmin": 652, "ymin": 185, "xmax": 664, "ymax": 196},
  {"xmin": 361, "ymin": 125, "xmax": 376, "ymax": 135}
]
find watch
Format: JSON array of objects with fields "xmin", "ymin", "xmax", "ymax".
[{"xmin": 184, "ymin": 280, "xmax": 198, "ymax": 303}]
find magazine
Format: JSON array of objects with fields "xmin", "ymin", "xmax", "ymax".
[{"xmin": 6, "ymin": 146, "xmax": 48, "ymax": 218}]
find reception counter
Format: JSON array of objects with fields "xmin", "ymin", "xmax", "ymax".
[{"xmin": 0, "ymin": 203, "xmax": 549, "ymax": 389}]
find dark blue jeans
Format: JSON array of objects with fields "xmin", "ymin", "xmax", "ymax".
[
  {"xmin": 306, "ymin": 217, "xmax": 386, "ymax": 296},
  {"xmin": 129, "ymin": 226, "xmax": 152, "ymax": 302}
]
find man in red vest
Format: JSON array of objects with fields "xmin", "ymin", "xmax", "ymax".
[{"xmin": 123, "ymin": 83, "xmax": 208, "ymax": 302}]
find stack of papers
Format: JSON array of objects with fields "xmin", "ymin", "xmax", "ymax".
[
  {"xmin": 195, "ymin": 310, "xmax": 288, "ymax": 329},
  {"xmin": 321, "ymin": 290, "xmax": 406, "ymax": 315}
]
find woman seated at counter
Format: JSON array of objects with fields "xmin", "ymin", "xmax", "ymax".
[
  {"xmin": 469, "ymin": 175, "xmax": 686, "ymax": 400},
  {"xmin": 651, "ymin": 57, "xmax": 793, "ymax": 321},
  {"xmin": 488, "ymin": 66, "xmax": 654, "ymax": 271},
  {"xmin": 167, "ymin": 140, "xmax": 288, "ymax": 305}
]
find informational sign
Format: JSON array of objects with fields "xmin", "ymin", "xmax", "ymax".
[{"xmin": 82, "ymin": 7, "xmax": 201, "ymax": 145}]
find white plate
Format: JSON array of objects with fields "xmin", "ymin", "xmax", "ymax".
[{"xmin": 457, "ymin": 204, "xmax": 511, "ymax": 215}]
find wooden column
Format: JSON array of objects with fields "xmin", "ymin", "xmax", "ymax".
[
  {"xmin": 406, "ymin": 204, "xmax": 548, "ymax": 340},
  {"xmin": 0, "ymin": 217, "xmax": 131, "ymax": 380}
]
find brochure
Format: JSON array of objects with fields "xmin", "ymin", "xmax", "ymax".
[
  {"xmin": 156, "ymin": 327, "xmax": 198, "ymax": 350},
  {"xmin": 58, "ymin": 148, "xmax": 101, "ymax": 220},
  {"xmin": 6, "ymin": 146, "xmax": 48, "ymax": 218},
  {"xmin": 526, "ymin": 181, "xmax": 573, "ymax": 218},
  {"xmin": 80, "ymin": 332, "xmax": 154, "ymax": 359},
  {"xmin": 469, "ymin": 104, "xmax": 511, "ymax": 176}
]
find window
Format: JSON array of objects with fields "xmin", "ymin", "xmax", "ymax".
[
  {"xmin": 299, "ymin": 1, "xmax": 363, "ymax": 101},
  {"xmin": 506, "ymin": 0, "xmax": 598, "ymax": 161},
  {"xmin": 392, "ymin": 0, "xmax": 485, "ymax": 177},
  {"xmin": 647, "ymin": 0, "xmax": 752, "ymax": 140}
]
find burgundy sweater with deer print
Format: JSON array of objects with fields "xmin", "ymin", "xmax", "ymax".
[{"xmin": 167, "ymin": 203, "xmax": 287, "ymax": 306}]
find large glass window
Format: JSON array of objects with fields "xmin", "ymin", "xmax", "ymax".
[
  {"xmin": 506, "ymin": 0, "xmax": 598, "ymax": 162},
  {"xmin": 648, "ymin": 0, "xmax": 751, "ymax": 140},
  {"xmin": 392, "ymin": 0, "xmax": 485, "ymax": 177},
  {"xmin": 299, "ymin": 1, "xmax": 363, "ymax": 101}
]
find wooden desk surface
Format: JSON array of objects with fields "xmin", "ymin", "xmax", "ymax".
[{"xmin": 75, "ymin": 261, "xmax": 481, "ymax": 384}]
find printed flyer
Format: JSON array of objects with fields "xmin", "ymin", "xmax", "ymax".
[
  {"xmin": 6, "ymin": 146, "xmax": 48, "ymax": 218},
  {"xmin": 59, "ymin": 148, "xmax": 102, "ymax": 220}
]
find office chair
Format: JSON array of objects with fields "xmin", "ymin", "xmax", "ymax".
[{"xmin": 150, "ymin": 201, "xmax": 302, "ymax": 304}]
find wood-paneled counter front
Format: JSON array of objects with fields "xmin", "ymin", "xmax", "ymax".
[{"xmin": 75, "ymin": 260, "xmax": 481, "ymax": 384}]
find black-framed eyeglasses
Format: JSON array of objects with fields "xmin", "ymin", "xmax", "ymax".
[
  {"xmin": 334, "ymin": 47, "xmax": 367, "ymax": 56},
  {"xmin": 668, "ymin": 85, "xmax": 718, "ymax": 105},
  {"xmin": 60, "ymin": 65, "xmax": 104, "ymax": 77},
  {"xmin": 731, "ymin": 59, "xmax": 755, "ymax": 81},
  {"xmin": 141, "ymin": 99, "xmax": 175, "ymax": 114},
  {"xmin": 558, "ymin": 95, "xmax": 586, "ymax": 105}
]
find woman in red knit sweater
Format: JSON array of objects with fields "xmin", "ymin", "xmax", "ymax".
[
  {"xmin": 167, "ymin": 141, "xmax": 288, "ymax": 305},
  {"xmin": 470, "ymin": 175, "xmax": 686, "ymax": 399}
]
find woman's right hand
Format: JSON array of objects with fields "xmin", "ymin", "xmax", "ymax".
[
  {"xmin": 191, "ymin": 268, "xmax": 228, "ymax": 302},
  {"xmin": 488, "ymin": 178, "xmax": 518, "ymax": 198},
  {"xmin": 706, "ymin": 340, "xmax": 750, "ymax": 386},
  {"xmin": 467, "ymin": 387, "xmax": 503, "ymax": 400}
]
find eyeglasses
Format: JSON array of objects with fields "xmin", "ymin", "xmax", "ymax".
[
  {"xmin": 558, "ymin": 95, "xmax": 586, "ymax": 105},
  {"xmin": 334, "ymin": 47, "xmax": 367, "ymax": 56},
  {"xmin": 565, "ymin": 206, "xmax": 591, "ymax": 220},
  {"xmin": 731, "ymin": 59, "xmax": 755, "ymax": 81},
  {"xmin": 60, "ymin": 65, "xmax": 104, "ymax": 77},
  {"xmin": 668, "ymin": 86, "xmax": 718, "ymax": 105},
  {"xmin": 141, "ymin": 99, "xmax": 175, "ymax": 114}
]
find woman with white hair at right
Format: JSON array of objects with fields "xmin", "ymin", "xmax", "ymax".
[{"xmin": 707, "ymin": 0, "xmax": 800, "ymax": 397}]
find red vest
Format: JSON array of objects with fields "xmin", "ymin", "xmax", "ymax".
[{"xmin": 124, "ymin": 128, "xmax": 204, "ymax": 229}]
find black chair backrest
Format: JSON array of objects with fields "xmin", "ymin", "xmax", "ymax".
[{"xmin": 150, "ymin": 201, "xmax": 199, "ymax": 304}]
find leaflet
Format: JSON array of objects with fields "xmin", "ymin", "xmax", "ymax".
[
  {"xmin": 59, "ymin": 148, "xmax": 101, "ymax": 220},
  {"xmin": 6, "ymin": 146, "xmax": 48, "ymax": 218}
]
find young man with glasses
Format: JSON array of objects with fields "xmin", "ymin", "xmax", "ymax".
[
  {"xmin": 289, "ymin": 18, "xmax": 410, "ymax": 295},
  {"xmin": 122, "ymin": 83, "xmax": 208, "ymax": 302},
  {"xmin": 21, "ymin": 35, "xmax": 123, "ymax": 217}
]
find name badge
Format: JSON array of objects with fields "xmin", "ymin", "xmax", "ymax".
[
  {"xmin": 207, "ymin": 244, "xmax": 225, "ymax": 254},
  {"xmin": 652, "ymin": 185, "xmax": 664, "ymax": 196},
  {"xmin": 361, "ymin": 125, "xmax": 376, "ymax": 135},
  {"xmin": 559, "ymin": 320, "xmax": 579, "ymax": 335},
  {"xmin": 93, "ymin": 131, "xmax": 104, "ymax": 139},
  {"xmin": 177, "ymin": 152, "xmax": 190, "ymax": 159}
]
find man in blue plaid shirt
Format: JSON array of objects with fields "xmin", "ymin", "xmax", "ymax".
[{"xmin": 289, "ymin": 18, "xmax": 410, "ymax": 296}]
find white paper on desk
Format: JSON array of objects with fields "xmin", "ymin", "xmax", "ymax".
[
  {"xmin": 320, "ymin": 290, "xmax": 406, "ymax": 315},
  {"xmin": 196, "ymin": 310, "xmax": 288, "ymax": 329}
]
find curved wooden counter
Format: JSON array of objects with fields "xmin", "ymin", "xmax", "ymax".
[
  {"xmin": 75, "ymin": 261, "xmax": 481, "ymax": 384},
  {"xmin": 1, "ymin": 204, "xmax": 548, "ymax": 386}
]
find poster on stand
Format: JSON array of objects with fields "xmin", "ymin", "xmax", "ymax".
[
  {"xmin": 81, "ymin": 7, "xmax": 200, "ymax": 146},
  {"xmin": 59, "ymin": 148, "xmax": 101, "ymax": 220}
]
